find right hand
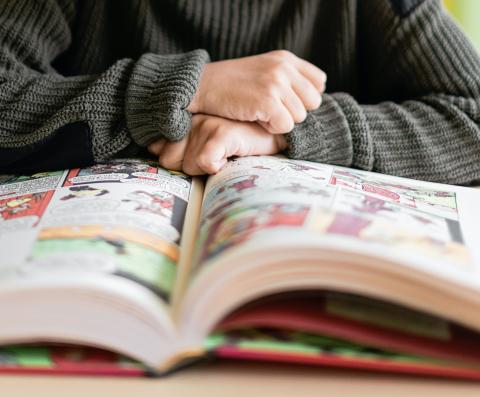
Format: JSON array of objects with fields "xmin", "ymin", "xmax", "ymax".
[
  {"xmin": 148, "ymin": 115, "xmax": 288, "ymax": 176},
  {"xmin": 187, "ymin": 50, "xmax": 327, "ymax": 134}
]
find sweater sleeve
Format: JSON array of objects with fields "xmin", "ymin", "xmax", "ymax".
[
  {"xmin": 0, "ymin": 0, "xmax": 209, "ymax": 172},
  {"xmin": 284, "ymin": 0, "xmax": 480, "ymax": 185}
]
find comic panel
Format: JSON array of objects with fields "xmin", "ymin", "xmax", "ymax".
[
  {"xmin": 12, "ymin": 165, "xmax": 193, "ymax": 302},
  {"xmin": 203, "ymin": 156, "xmax": 333, "ymax": 212},
  {"xmin": 45, "ymin": 183, "xmax": 187, "ymax": 244},
  {"xmin": 197, "ymin": 200, "xmax": 315, "ymax": 265},
  {"xmin": 63, "ymin": 158, "xmax": 191, "ymax": 201},
  {"xmin": 63, "ymin": 158, "xmax": 158, "ymax": 186},
  {"xmin": 0, "ymin": 172, "xmax": 65, "ymax": 265},
  {"xmin": 194, "ymin": 157, "xmax": 337, "ymax": 268},
  {"xmin": 0, "ymin": 171, "xmax": 66, "ymax": 201},
  {"xmin": 0, "ymin": 191, "xmax": 55, "ymax": 233},
  {"xmin": 27, "ymin": 225, "xmax": 178, "ymax": 302},
  {"xmin": 224, "ymin": 156, "xmax": 333, "ymax": 180},
  {"xmin": 310, "ymin": 188, "xmax": 471, "ymax": 268},
  {"xmin": 330, "ymin": 168, "xmax": 459, "ymax": 220}
]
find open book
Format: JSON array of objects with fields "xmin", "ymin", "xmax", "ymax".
[{"xmin": 2, "ymin": 156, "xmax": 480, "ymax": 379}]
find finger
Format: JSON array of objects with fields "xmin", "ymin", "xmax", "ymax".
[
  {"xmin": 296, "ymin": 58, "xmax": 327, "ymax": 92},
  {"xmin": 182, "ymin": 133, "xmax": 207, "ymax": 175},
  {"xmin": 194, "ymin": 123, "xmax": 248, "ymax": 174},
  {"xmin": 262, "ymin": 100, "xmax": 295, "ymax": 134},
  {"xmin": 291, "ymin": 73, "xmax": 322, "ymax": 110},
  {"xmin": 282, "ymin": 90, "xmax": 307, "ymax": 123},
  {"xmin": 182, "ymin": 157, "xmax": 205, "ymax": 175},
  {"xmin": 185, "ymin": 133, "xmax": 230, "ymax": 175},
  {"xmin": 203, "ymin": 130, "xmax": 246, "ymax": 174},
  {"xmin": 183, "ymin": 139, "xmax": 211, "ymax": 175},
  {"xmin": 244, "ymin": 122, "xmax": 283, "ymax": 154},
  {"xmin": 147, "ymin": 139, "xmax": 166, "ymax": 156},
  {"xmin": 197, "ymin": 140, "xmax": 229, "ymax": 174},
  {"xmin": 158, "ymin": 139, "xmax": 189, "ymax": 171}
]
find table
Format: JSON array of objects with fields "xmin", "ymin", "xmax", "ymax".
[{"xmin": 1, "ymin": 360, "xmax": 480, "ymax": 397}]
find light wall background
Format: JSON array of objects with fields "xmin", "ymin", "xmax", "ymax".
[{"xmin": 444, "ymin": 0, "xmax": 480, "ymax": 50}]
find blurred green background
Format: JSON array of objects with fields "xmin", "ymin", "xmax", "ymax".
[{"xmin": 444, "ymin": 0, "xmax": 480, "ymax": 50}]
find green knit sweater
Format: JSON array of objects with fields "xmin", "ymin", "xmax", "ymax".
[{"xmin": 1, "ymin": 0, "xmax": 480, "ymax": 184}]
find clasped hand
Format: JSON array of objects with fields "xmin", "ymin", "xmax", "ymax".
[{"xmin": 148, "ymin": 50, "xmax": 326, "ymax": 175}]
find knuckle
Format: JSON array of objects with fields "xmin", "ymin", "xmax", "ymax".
[
  {"xmin": 245, "ymin": 106, "xmax": 261, "ymax": 121},
  {"xmin": 269, "ymin": 49, "xmax": 293, "ymax": 60},
  {"xmin": 258, "ymin": 98, "xmax": 279, "ymax": 120},
  {"xmin": 259, "ymin": 83, "xmax": 280, "ymax": 102},
  {"xmin": 253, "ymin": 108, "xmax": 268, "ymax": 122},
  {"xmin": 256, "ymin": 76, "xmax": 282, "ymax": 103},
  {"xmin": 269, "ymin": 68, "xmax": 286, "ymax": 85}
]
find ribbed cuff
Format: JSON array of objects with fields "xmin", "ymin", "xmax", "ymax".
[
  {"xmin": 334, "ymin": 93, "xmax": 374, "ymax": 170},
  {"xmin": 284, "ymin": 93, "xmax": 353, "ymax": 166},
  {"xmin": 285, "ymin": 93, "xmax": 373, "ymax": 170},
  {"xmin": 125, "ymin": 49, "xmax": 210, "ymax": 146}
]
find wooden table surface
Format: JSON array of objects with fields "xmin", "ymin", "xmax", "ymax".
[{"xmin": 1, "ymin": 360, "xmax": 480, "ymax": 397}]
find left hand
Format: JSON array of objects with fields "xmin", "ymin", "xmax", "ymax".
[{"xmin": 148, "ymin": 115, "xmax": 287, "ymax": 175}]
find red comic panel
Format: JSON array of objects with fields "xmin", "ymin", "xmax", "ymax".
[{"xmin": 0, "ymin": 191, "xmax": 54, "ymax": 225}]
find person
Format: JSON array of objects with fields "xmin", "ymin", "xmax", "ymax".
[{"xmin": 1, "ymin": 0, "xmax": 479, "ymax": 185}]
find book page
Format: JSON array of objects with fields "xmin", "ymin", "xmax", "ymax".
[
  {"xmin": 190, "ymin": 156, "xmax": 478, "ymax": 284},
  {"xmin": 0, "ymin": 159, "xmax": 195, "ymax": 306},
  {"xmin": 171, "ymin": 177, "xmax": 205, "ymax": 309}
]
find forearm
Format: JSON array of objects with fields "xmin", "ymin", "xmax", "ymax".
[
  {"xmin": 285, "ymin": 92, "xmax": 480, "ymax": 185},
  {"xmin": 284, "ymin": 0, "xmax": 480, "ymax": 185},
  {"xmin": 0, "ymin": 49, "xmax": 208, "ymax": 167},
  {"xmin": 0, "ymin": 0, "xmax": 209, "ymax": 172}
]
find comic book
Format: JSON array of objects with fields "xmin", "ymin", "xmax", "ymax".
[{"xmin": 2, "ymin": 155, "xmax": 480, "ymax": 380}]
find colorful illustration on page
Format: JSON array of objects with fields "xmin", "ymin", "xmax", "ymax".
[
  {"xmin": 22, "ymin": 180, "xmax": 190, "ymax": 302},
  {"xmin": 63, "ymin": 159, "xmax": 191, "ymax": 201},
  {"xmin": 0, "ymin": 171, "xmax": 65, "ymax": 200},
  {"xmin": 220, "ymin": 156, "xmax": 333, "ymax": 180},
  {"xmin": 198, "ymin": 202, "xmax": 311, "ymax": 263},
  {"xmin": 0, "ymin": 191, "xmax": 54, "ymax": 232},
  {"xmin": 63, "ymin": 158, "xmax": 158, "ymax": 186},
  {"xmin": 310, "ymin": 188, "xmax": 470, "ymax": 267},
  {"xmin": 330, "ymin": 168, "xmax": 458, "ymax": 220},
  {"xmin": 29, "ymin": 225, "xmax": 178, "ymax": 301},
  {"xmin": 203, "ymin": 158, "xmax": 333, "ymax": 211}
]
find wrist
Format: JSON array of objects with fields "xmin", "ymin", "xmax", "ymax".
[
  {"xmin": 187, "ymin": 63, "xmax": 211, "ymax": 114},
  {"xmin": 187, "ymin": 88, "xmax": 201, "ymax": 113}
]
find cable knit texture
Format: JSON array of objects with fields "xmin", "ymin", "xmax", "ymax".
[{"xmin": 1, "ymin": 0, "xmax": 480, "ymax": 184}]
